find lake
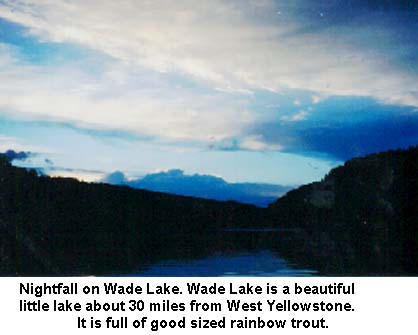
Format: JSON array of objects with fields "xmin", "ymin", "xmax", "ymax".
[
  {"xmin": 132, "ymin": 250, "xmax": 316, "ymax": 276},
  {"xmin": 124, "ymin": 229, "xmax": 317, "ymax": 277}
]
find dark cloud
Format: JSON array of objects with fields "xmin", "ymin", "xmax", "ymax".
[
  {"xmin": 297, "ymin": 117, "xmax": 418, "ymax": 160},
  {"xmin": 249, "ymin": 93, "xmax": 418, "ymax": 160},
  {"xmin": 103, "ymin": 169, "xmax": 292, "ymax": 207},
  {"xmin": 3, "ymin": 149, "xmax": 32, "ymax": 162},
  {"xmin": 253, "ymin": 112, "xmax": 418, "ymax": 160},
  {"xmin": 284, "ymin": 0, "xmax": 418, "ymax": 22},
  {"xmin": 0, "ymin": 150, "xmax": 48, "ymax": 176},
  {"xmin": 281, "ymin": 0, "xmax": 418, "ymax": 74}
]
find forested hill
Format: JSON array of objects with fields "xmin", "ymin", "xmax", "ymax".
[
  {"xmin": 0, "ymin": 146, "xmax": 417, "ymax": 276},
  {"xmin": 0, "ymin": 155, "xmax": 262, "ymax": 275},
  {"xmin": 267, "ymin": 146, "xmax": 418, "ymax": 275}
]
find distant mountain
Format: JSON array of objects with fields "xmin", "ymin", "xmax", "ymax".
[
  {"xmin": 103, "ymin": 169, "xmax": 291, "ymax": 207},
  {"xmin": 0, "ymin": 146, "xmax": 417, "ymax": 276},
  {"xmin": 267, "ymin": 146, "xmax": 418, "ymax": 275},
  {"xmin": 0, "ymin": 155, "xmax": 263, "ymax": 276}
]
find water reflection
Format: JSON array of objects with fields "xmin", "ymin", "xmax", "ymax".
[{"xmin": 133, "ymin": 250, "xmax": 317, "ymax": 277}]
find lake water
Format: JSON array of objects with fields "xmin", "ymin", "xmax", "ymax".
[
  {"xmin": 130, "ymin": 250, "xmax": 316, "ymax": 277},
  {"xmin": 117, "ymin": 229, "xmax": 317, "ymax": 277}
]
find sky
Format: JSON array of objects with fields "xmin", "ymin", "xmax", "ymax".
[{"xmin": 0, "ymin": 0, "xmax": 417, "ymax": 186}]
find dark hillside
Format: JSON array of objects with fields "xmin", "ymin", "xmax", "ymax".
[
  {"xmin": 0, "ymin": 156, "xmax": 262, "ymax": 275},
  {"xmin": 1, "ymin": 146, "xmax": 417, "ymax": 276},
  {"xmin": 267, "ymin": 146, "xmax": 418, "ymax": 275}
]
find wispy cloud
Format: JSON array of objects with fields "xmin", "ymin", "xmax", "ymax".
[
  {"xmin": 239, "ymin": 135, "xmax": 283, "ymax": 151},
  {"xmin": 281, "ymin": 110, "xmax": 309, "ymax": 122},
  {"xmin": 0, "ymin": 42, "xmax": 254, "ymax": 145},
  {"xmin": 0, "ymin": 0, "xmax": 416, "ymax": 182},
  {"xmin": 0, "ymin": 133, "xmax": 48, "ymax": 152},
  {"xmin": 312, "ymin": 96, "xmax": 321, "ymax": 104},
  {"xmin": 0, "ymin": 0, "xmax": 416, "ymax": 107}
]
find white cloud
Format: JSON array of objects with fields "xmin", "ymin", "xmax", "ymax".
[
  {"xmin": 46, "ymin": 168, "xmax": 105, "ymax": 182},
  {"xmin": 0, "ymin": 43, "xmax": 254, "ymax": 144},
  {"xmin": 239, "ymin": 135, "xmax": 282, "ymax": 151},
  {"xmin": 281, "ymin": 110, "xmax": 309, "ymax": 122},
  {"xmin": 312, "ymin": 95, "xmax": 321, "ymax": 104},
  {"xmin": 0, "ymin": 0, "xmax": 417, "ymax": 165},
  {"xmin": 0, "ymin": 0, "xmax": 416, "ymax": 107},
  {"xmin": 0, "ymin": 133, "xmax": 48, "ymax": 153}
]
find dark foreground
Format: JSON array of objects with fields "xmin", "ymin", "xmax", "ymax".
[{"xmin": 0, "ymin": 146, "xmax": 417, "ymax": 276}]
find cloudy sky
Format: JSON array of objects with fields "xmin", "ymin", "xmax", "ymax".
[{"xmin": 0, "ymin": 0, "xmax": 417, "ymax": 185}]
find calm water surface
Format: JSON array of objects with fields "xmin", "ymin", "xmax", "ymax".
[
  {"xmin": 116, "ymin": 229, "xmax": 317, "ymax": 276},
  {"xmin": 131, "ymin": 250, "xmax": 316, "ymax": 277}
]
